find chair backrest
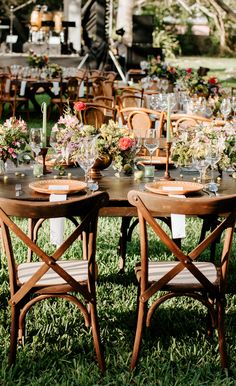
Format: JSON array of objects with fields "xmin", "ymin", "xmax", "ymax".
[
  {"xmin": 117, "ymin": 94, "xmax": 144, "ymax": 110},
  {"xmin": 127, "ymin": 111, "xmax": 152, "ymax": 134},
  {"xmin": 170, "ymin": 113, "xmax": 212, "ymax": 133},
  {"xmin": 93, "ymin": 96, "xmax": 115, "ymax": 108},
  {"xmin": 0, "ymin": 192, "xmax": 108, "ymax": 304},
  {"xmin": 84, "ymin": 102, "xmax": 117, "ymax": 122},
  {"xmin": 128, "ymin": 190, "xmax": 236, "ymax": 295},
  {"xmin": 82, "ymin": 105, "xmax": 106, "ymax": 128},
  {"xmin": 66, "ymin": 77, "xmax": 82, "ymax": 101},
  {"xmin": 102, "ymin": 71, "xmax": 117, "ymax": 81}
]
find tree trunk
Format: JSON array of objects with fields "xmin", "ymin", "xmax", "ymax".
[{"xmin": 116, "ymin": 0, "xmax": 134, "ymax": 46}]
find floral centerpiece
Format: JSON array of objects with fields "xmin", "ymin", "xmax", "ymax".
[
  {"xmin": 171, "ymin": 122, "xmax": 236, "ymax": 171},
  {"xmin": 179, "ymin": 68, "xmax": 223, "ymax": 99},
  {"xmin": 27, "ymin": 51, "xmax": 48, "ymax": 69},
  {"xmin": 147, "ymin": 57, "xmax": 180, "ymax": 84},
  {"xmin": 0, "ymin": 117, "xmax": 29, "ymax": 171},
  {"xmin": 51, "ymin": 104, "xmax": 136, "ymax": 175}
]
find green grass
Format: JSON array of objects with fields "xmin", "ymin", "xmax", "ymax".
[{"xmin": 0, "ymin": 216, "xmax": 236, "ymax": 385}]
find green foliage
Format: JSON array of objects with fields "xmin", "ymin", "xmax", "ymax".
[{"xmin": 153, "ymin": 29, "xmax": 181, "ymax": 59}]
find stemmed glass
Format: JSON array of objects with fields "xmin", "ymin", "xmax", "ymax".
[
  {"xmin": 76, "ymin": 136, "xmax": 98, "ymax": 183},
  {"xmin": 144, "ymin": 129, "xmax": 159, "ymax": 166},
  {"xmin": 192, "ymin": 157, "xmax": 210, "ymax": 183},
  {"xmin": 205, "ymin": 147, "xmax": 221, "ymax": 191},
  {"xmin": 220, "ymin": 98, "xmax": 231, "ymax": 121},
  {"xmin": 29, "ymin": 128, "xmax": 43, "ymax": 157}
]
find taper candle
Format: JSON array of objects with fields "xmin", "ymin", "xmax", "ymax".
[
  {"xmin": 166, "ymin": 95, "xmax": 172, "ymax": 143},
  {"xmin": 41, "ymin": 102, "xmax": 47, "ymax": 147}
]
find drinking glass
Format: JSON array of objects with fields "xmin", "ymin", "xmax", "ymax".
[
  {"xmin": 49, "ymin": 131, "xmax": 58, "ymax": 152},
  {"xmin": 76, "ymin": 137, "xmax": 98, "ymax": 183},
  {"xmin": 205, "ymin": 148, "xmax": 221, "ymax": 185},
  {"xmin": 192, "ymin": 157, "xmax": 210, "ymax": 183},
  {"xmin": 144, "ymin": 129, "xmax": 159, "ymax": 166},
  {"xmin": 29, "ymin": 128, "xmax": 43, "ymax": 157},
  {"xmin": 220, "ymin": 98, "xmax": 231, "ymax": 120}
]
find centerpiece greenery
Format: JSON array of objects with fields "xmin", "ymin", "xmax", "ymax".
[
  {"xmin": 147, "ymin": 56, "xmax": 179, "ymax": 84},
  {"xmin": 0, "ymin": 117, "xmax": 29, "ymax": 167},
  {"xmin": 171, "ymin": 122, "xmax": 236, "ymax": 171},
  {"xmin": 27, "ymin": 50, "xmax": 62, "ymax": 77},
  {"xmin": 51, "ymin": 104, "xmax": 136, "ymax": 175}
]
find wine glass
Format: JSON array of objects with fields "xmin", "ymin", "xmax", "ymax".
[
  {"xmin": 220, "ymin": 98, "xmax": 231, "ymax": 121},
  {"xmin": 144, "ymin": 129, "xmax": 159, "ymax": 166},
  {"xmin": 76, "ymin": 137, "xmax": 98, "ymax": 183},
  {"xmin": 205, "ymin": 147, "xmax": 221, "ymax": 189},
  {"xmin": 29, "ymin": 128, "xmax": 43, "ymax": 157},
  {"xmin": 192, "ymin": 157, "xmax": 210, "ymax": 183},
  {"xmin": 49, "ymin": 130, "xmax": 58, "ymax": 153}
]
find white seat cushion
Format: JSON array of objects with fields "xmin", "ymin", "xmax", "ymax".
[
  {"xmin": 17, "ymin": 260, "xmax": 88, "ymax": 286},
  {"xmin": 137, "ymin": 261, "xmax": 218, "ymax": 288}
]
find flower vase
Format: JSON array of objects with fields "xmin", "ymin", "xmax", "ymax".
[
  {"xmin": 0, "ymin": 160, "xmax": 6, "ymax": 175},
  {"xmin": 88, "ymin": 155, "xmax": 112, "ymax": 180}
]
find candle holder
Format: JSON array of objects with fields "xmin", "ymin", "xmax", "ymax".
[
  {"xmin": 39, "ymin": 147, "xmax": 51, "ymax": 175},
  {"xmin": 160, "ymin": 141, "xmax": 175, "ymax": 181}
]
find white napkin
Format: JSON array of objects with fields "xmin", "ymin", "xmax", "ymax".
[
  {"xmin": 52, "ymin": 82, "xmax": 60, "ymax": 96},
  {"xmin": 49, "ymin": 193, "xmax": 67, "ymax": 246},
  {"xmin": 79, "ymin": 80, "xmax": 84, "ymax": 97},
  {"xmin": 20, "ymin": 80, "xmax": 27, "ymax": 96},
  {"xmin": 5, "ymin": 78, "xmax": 11, "ymax": 93},
  {"xmin": 169, "ymin": 194, "xmax": 186, "ymax": 239}
]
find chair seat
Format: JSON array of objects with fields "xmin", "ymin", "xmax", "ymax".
[
  {"xmin": 17, "ymin": 260, "xmax": 88, "ymax": 286},
  {"xmin": 136, "ymin": 261, "xmax": 218, "ymax": 288}
]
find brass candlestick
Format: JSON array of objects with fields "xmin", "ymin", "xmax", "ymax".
[{"xmin": 160, "ymin": 141, "xmax": 175, "ymax": 181}]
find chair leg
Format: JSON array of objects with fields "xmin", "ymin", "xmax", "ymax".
[
  {"xmin": 9, "ymin": 305, "xmax": 19, "ymax": 366},
  {"xmin": 130, "ymin": 299, "xmax": 146, "ymax": 370},
  {"xmin": 217, "ymin": 299, "xmax": 229, "ymax": 368},
  {"xmin": 118, "ymin": 217, "xmax": 133, "ymax": 272},
  {"xmin": 89, "ymin": 301, "xmax": 106, "ymax": 373}
]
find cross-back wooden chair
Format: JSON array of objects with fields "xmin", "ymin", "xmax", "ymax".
[
  {"xmin": 0, "ymin": 192, "xmax": 108, "ymax": 372},
  {"xmin": 127, "ymin": 190, "xmax": 236, "ymax": 370},
  {"xmin": 0, "ymin": 76, "xmax": 29, "ymax": 119}
]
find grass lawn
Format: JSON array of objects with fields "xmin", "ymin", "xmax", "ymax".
[{"xmin": 169, "ymin": 56, "xmax": 236, "ymax": 88}]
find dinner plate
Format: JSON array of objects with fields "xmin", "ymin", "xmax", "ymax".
[
  {"xmin": 29, "ymin": 179, "xmax": 87, "ymax": 194},
  {"xmin": 145, "ymin": 180, "xmax": 203, "ymax": 195}
]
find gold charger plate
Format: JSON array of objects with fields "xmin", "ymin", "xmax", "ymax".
[
  {"xmin": 29, "ymin": 179, "xmax": 87, "ymax": 195},
  {"xmin": 145, "ymin": 181, "xmax": 203, "ymax": 195}
]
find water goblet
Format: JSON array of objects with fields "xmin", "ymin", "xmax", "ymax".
[
  {"xmin": 220, "ymin": 98, "xmax": 231, "ymax": 121},
  {"xmin": 192, "ymin": 157, "xmax": 210, "ymax": 183},
  {"xmin": 205, "ymin": 148, "xmax": 221, "ymax": 189},
  {"xmin": 76, "ymin": 137, "xmax": 98, "ymax": 183},
  {"xmin": 30, "ymin": 128, "xmax": 43, "ymax": 157},
  {"xmin": 144, "ymin": 129, "xmax": 159, "ymax": 166}
]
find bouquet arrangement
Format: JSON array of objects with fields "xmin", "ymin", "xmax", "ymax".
[
  {"xmin": 147, "ymin": 57, "xmax": 179, "ymax": 84},
  {"xmin": 171, "ymin": 122, "xmax": 236, "ymax": 171},
  {"xmin": 51, "ymin": 105, "xmax": 136, "ymax": 174},
  {"xmin": 179, "ymin": 68, "xmax": 223, "ymax": 99},
  {"xmin": 0, "ymin": 117, "xmax": 29, "ymax": 165},
  {"xmin": 27, "ymin": 51, "xmax": 48, "ymax": 69}
]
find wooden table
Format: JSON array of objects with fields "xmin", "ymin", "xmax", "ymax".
[{"xmin": 0, "ymin": 165, "xmax": 235, "ymax": 270}]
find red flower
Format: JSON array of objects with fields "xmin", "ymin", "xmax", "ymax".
[
  {"xmin": 186, "ymin": 68, "xmax": 192, "ymax": 74},
  {"xmin": 74, "ymin": 101, "xmax": 87, "ymax": 112},
  {"xmin": 119, "ymin": 137, "xmax": 132, "ymax": 151},
  {"xmin": 208, "ymin": 77, "xmax": 217, "ymax": 85}
]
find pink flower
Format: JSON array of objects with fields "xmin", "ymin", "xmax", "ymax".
[
  {"xmin": 8, "ymin": 147, "xmax": 15, "ymax": 154},
  {"xmin": 74, "ymin": 101, "xmax": 87, "ymax": 112},
  {"xmin": 119, "ymin": 137, "xmax": 132, "ymax": 151}
]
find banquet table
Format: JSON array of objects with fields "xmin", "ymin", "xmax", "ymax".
[{"xmin": 0, "ymin": 165, "xmax": 236, "ymax": 270}]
